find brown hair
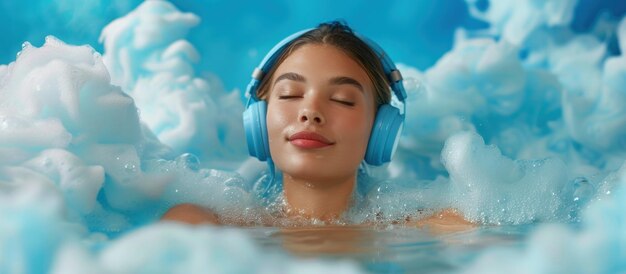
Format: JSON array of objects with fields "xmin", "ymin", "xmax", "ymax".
[{"xmin": 256, "ymin": 21, "xmax": 391, "ymax": 106}]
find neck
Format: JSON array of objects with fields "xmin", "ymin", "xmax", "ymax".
[{"xmin": 282, "ymin": 174, "xmax": 356, "ymax": 222}]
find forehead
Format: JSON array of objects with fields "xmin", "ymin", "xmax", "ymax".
[{"xmin": 273, "ymin": 44, "xmax": 373, "ymax": 88}]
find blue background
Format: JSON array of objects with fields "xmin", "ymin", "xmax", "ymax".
[{"xmin": 0, "ymin": 0, "xmax": 624, "ymax": 91}]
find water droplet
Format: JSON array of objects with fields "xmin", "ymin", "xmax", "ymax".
[
  {"xmin": 175, "ymin": 153, "xmax": 200, "ymax": 171},
  {"xmin": 124, "ymin": 163, "xmax": 137, "ymax": 174}
]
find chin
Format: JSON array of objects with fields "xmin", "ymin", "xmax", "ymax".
[
  {"xmin": 281, "ymin": 163, "xmax": 332, "ymax": 180},
  {"xmin": 272, "ymin": 148, "xmax": 363, "ymax": 182},
  {"xmin": 279, "ymin": 161, "xmax": 356, "ymax": 183}
]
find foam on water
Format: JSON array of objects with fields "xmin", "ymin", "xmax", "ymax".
[
  {"xmin": 1, "ymin": 0, "xmax": 626, "ymax": 273},
  {"xmin": 463, "ymin": 166, "xmax": 626, "ymax": 274}
]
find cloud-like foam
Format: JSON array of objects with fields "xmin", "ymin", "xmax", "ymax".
[{"xmin": 100, "ymin": 0, "xmax": 247, "ymax": 168}]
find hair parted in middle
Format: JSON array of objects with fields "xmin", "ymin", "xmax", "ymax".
[{"xmin": 256, "ymin": 21, "xmax": 391, "ymax": 107}]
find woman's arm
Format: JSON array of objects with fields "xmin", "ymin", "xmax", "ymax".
[
  {"xmin": 161, "ymin": 203, "xmax": 220, "ymax": 225},
  {"xmin": 411, "ymin": 209, "xmax": 475, "ymax": 233}
]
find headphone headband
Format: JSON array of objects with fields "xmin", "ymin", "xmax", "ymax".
[{"xmin": 245, "ymin": 28, "xmax": 407, "ymax": 107}]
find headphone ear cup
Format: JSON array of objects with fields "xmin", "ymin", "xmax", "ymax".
[
  {"xmin": 243, "ymin": 100, "xmax": 271, "ymax": 161},
  {"xmin": 365, "ymin": 104, "xmax": 403, "ymax": 166}
]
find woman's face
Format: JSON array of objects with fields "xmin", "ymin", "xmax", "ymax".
[{"xmin": 266, "ymin": 44, "xmax": 377, "ymax": 185}]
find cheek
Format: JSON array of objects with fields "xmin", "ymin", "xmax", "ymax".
[
  {"xmin": 266, "ymin": 103, "xmax": 291, "ymax": 142},
  {"xmin": 336, "ymin": 111, "xmax": 373, "ymax": 145}
]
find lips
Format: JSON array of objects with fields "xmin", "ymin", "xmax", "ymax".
[{"xmin": 288, "ymin": 131, "xmax": 334, "ymax": 149}]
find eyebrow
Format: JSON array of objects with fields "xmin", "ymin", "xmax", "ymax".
[
  {"xmin": 274, "ymin": 72, "xmax": 364, "ymax": 93},
  {"xmin": 329, "ymin": 76, "xmax": 364, "ymax": 93},
  {"xmin": 274, "ymin": 72, "xmax": 306, "ymax": 85}
]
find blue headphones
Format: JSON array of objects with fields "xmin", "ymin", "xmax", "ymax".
[{"xmin": 243, "ymin": 28, "xmax": 406, "ymax": 168}]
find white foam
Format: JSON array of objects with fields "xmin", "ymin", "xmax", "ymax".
[
  {"xmin": 466, "ymin": 0, "xmax": 577, "ymax": 45},
  {"xmin": 99, "ymin": 0, "xmax": 247, "ymax": 166},
  {"xmin": 463, "ymin": 165, "xmax": 626, "ymax": 274},
  {"xmin": 442, "ymin": 131, "xmax": 568, "ymax": 224}
]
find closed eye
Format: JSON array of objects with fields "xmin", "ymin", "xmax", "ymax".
[
  {"xmin": 331, "ymin": 99, "xmax": 355, "ymax": 106},
  {"xmin": 278, "ymin": 95, "xmax": 302, "ymax": 100}
]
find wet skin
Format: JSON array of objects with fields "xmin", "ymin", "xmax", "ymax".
[{"xmin": 162, "ymin": 44, "xmax": 473, "ymax": 231}]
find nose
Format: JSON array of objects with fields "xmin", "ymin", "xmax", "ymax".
[{"xmin": 298, "ymin": 108, "xmax": 325, "ymax": 125}]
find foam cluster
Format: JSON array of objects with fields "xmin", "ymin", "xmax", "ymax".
[
  {"xmin": 100, "ymin": 0, "xmax": 248, "ymax": 168},
  {"xmin": 385, "ymin": 1, "xmax": 626, "ymax": 226},
  {"xmin": 463, "ymin": 166, "xmax": 626, "ymax": 274}
]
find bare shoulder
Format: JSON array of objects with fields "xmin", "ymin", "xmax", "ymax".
[
  {"xmin": 161, "ymin": 203, "xmax": 220, "ymax": 225},
  {"xmin": 410, "ymin": 209, "xmax": 475, "ymax": 233}
]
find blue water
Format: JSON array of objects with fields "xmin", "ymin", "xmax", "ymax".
[{"xmin": 2, "ymin": 0, "xmax": 626, "ymax": 273}]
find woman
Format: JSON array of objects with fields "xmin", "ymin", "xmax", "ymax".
[{"xmin": 162, "ymin": 21, "xmax": 471, "ymax": 230}]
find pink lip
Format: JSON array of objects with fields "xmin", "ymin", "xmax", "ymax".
[{"xmin": 288, "ymin": 131, "xmax": 334, "ymax": 149}]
